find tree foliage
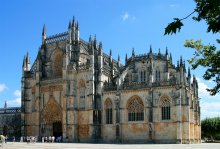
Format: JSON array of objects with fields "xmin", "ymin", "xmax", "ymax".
[
  {"xmin": 202, "ymin": 117, "xmax": 220, "ymax": 139},
  {"xmin": 164, "ymin": 0, "xmax": 220, "ymax": 95}
]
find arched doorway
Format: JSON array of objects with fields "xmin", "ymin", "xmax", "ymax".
[
  {"xmin": 41, "ymin": 95, "xmax": 63, "ymax": 139},
  {"xmin": 53, "ymin": 121, "xmax": 62, "ymax": 138}
]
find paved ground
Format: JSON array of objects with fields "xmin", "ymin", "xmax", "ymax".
[{"xmin": 1, "ymin": 142, "xmax": 220, "ymax": 149}]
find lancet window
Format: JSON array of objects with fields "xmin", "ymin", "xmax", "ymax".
[{"xmin": 105, "ymin": 99, "xmax": 113, "ymax": 124}]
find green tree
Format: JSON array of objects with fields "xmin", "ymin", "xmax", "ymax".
[
  {"xmin": 164, "ymin": 0, "xmax": 220, "ymax": 95},
  {"xmin": 201, "ymin": 117, "xmax": 220, "ymax": 140}
]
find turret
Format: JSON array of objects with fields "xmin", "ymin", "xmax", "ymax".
[{"xmin": 42, "ymin": 24, "xmax": 46, "ymax": 44}]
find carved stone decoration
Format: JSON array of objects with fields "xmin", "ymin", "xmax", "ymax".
[
  {"xmin": 79, "ymin": 124, "xmax": 89, "ymax": 137},
  {"xmin": 52, "ymin": 49, "xmax": 63, "ymax": 77},
  {"xmin": 41, "ymin": 95, "xmax": 62, "ymax": 124},
  {"xmin": 127, "ymin": 96, "xmax": 144, "ymax": 113},
  {"xmin": 41, "ymin": 85, "xmax": 63, "ymax": 93}
]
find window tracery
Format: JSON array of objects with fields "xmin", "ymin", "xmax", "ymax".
[
  {"xmin": 161, "ymin": 98, "xmax": 171, "ymax": 120},
  {"xmin": 127, "ymin": 96, "xmax": 144, "ymax": 121},
  {"xmin": 53, "ymin": 50, "xmax": 63, "ymax": 77}
]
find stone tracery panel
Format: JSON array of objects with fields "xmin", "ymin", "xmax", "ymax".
[
  {"xmin": 52, "ymin": 49, "xmax": 63, "ymax": 77},
  {"xmin": 41, "ymin": 96, "xmax": 62, "ymax": 124}
]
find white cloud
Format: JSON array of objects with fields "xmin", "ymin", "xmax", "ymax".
[
  {"xmin": 197, "ymin": 77, "xmax": 220, "ymax": 99},
  {"xmin": 201, "ymin": 102, "xmax": 220, "ymax": 119},
  {"xmin": 5, "ymin": 89, "xmax": 21, "ymax": 107},
  {"xmin": 0, "ymin": 83, "xmax": 8, "ymax": 93},
  {"xmin": 14, "ymin": 90, "xmax": 21, "ymax": 97},
  {"xmin": 121, "ymin": 12, "xmax": 136, "ymax": 21},
  {"xmin": 196, "ymin": 78, "xmax": 220, "ymax": 119},
  {"xmin": 7, "ymin": 98, "xmax": 21, "ymax": 107},
  {"xmin": 169, "ymin": 4, "xmax": 176, "ymax": 8},
  {"xmin": 122, "ymin": 12, "xmax": 129, "ymax": 21}
]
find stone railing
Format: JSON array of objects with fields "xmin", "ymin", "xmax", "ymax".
[
  {"xmin": 103, "ymin": 79, "xmax": 176, "ymax": 91},
  {"xmin": 0, "ymin": 107, "xmax": 21, "ymax": 114},
  {"xmin": 103, "ymin": 83, "xmax": 117, "ymax": 91},
  {"xmin": 46, "ymin": 32, "xmax": 68, "ymax": 44}
]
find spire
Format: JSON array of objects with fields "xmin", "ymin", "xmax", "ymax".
[
  {"xmin": 72, "ymin": 16, "xmax": 76, "ymax": 27},
  {"xmin": 26, "ymin": 52, "xmax": 30, "ymax": 71},
  {"xmin": 166, "ymin": 47, "xmax": 168, "ymax": 55},
  {"xmin": 177, "ymin": 60, "xmax": 179, "ymax": 68},
  {"xmin": 4, "ymin": 101, "xmax": 7, "ymax": 109},
  {"xmin": 76, "ymin": 21, "xmax": 80, "ymax": 41},
  {"xmin": 93, "ymin": 35, "xmax": 97, "ymax": 49},
  {"xmin": 110, "ymin": 49, "xmax": 112, "ymax": 56},
  {"xmin": 22, "ymin": 56, "xmax": 26, "ymax": 69},
  {"xmin": 68, "ymin": 21, "xmax": 72, "ymax": 29},
  {"xmin": 158, "ymin": 48, "xmax": 161, "ymax": 56},
  {"xmin": 132, "ymin": 48, "xmax": 135, "ymax": 57},
  {"xmin": 125, "ymin": 53, "xmax": 128, "ymax": 65},
  {"xmin": 170, "ymin": 52, "xmax": 172, "ymax": 63},
  {"xmin": 42, "ymin": 24, "xmax": 46, "ymax": 36},
  {"xmin": 183, "ymin": 60, "xmax": 186, "ymax": 71},
  {"xmin": 188, "ymin": 67, "xmax": 191, "ymax": 78},
  {"xmin": 42, "ymin": 24, "xmax": 46, "ymax": 44},
  {"xmin": 180, "ymin": 56, "xmax": 183, "ymax": 66},
  {"xmin": 98, "ymin": 42, "xmax": 103, "ymax": 55},
  {"xmin": 118, "ymin": 54, "xmax": 120, "ymax": 67},
  {"xmin": 76, "ymin": 21, "xmax": 79, "ymax": 30},
  {"xmin": 150, "ymin": 45, "xmax": 152, "ymax": 53}
]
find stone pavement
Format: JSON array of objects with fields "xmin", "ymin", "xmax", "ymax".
[{"xmin": 1, "ymin": 142, "xmax": 220, "ymax": 149}]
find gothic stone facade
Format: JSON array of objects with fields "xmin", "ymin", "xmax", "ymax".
[{"xmin": 21, "ymin": 17, "xmax": 201, "ymax": 144}]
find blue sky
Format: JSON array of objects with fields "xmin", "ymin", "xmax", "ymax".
[{"xmin": 0, "ymin": 0, "xmax": 219, "ymax": 119}]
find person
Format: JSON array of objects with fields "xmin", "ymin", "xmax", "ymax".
[
  {"xmin": 52, "ymin": 136, "xmax": 55, "ymax": 143},
  {"xmin": 5, "ymin": 135, "xmax": 7, "ymax": 144},
  {"xmin": 42, "ymin": 137, "xmax": 44, "ymax": 143},
  {"xmin": 13, "ymin": 136, "xmax": 15, "ymax": 143},
  {"xmin": 20, "ymin": 136, "xmax": 23, "ymax": 142},
  {"xmin": 0, "ymin": 135, "xmax": 5, "ymax": 147},
  {"xmin": 49, "ymin": 136, "xmax": 51, "ymax": 143}
]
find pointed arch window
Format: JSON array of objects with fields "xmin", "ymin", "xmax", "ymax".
[
  {"xmin": 161, "ymin": 99, "xmax": 171, "ymax": 120},
  {"xmin": 156, "ymin": 70, "xmax": 160, "ymax": 81},
  {"xmin": 140, "ymin": 70, "xmax": 146, "ymax": 82},
  {"xmin": 105, "ymin": 99, "xmax": 113, "ymax": 124},
  {"xmin": 53, "ymin": 50, "xmax": 63, "ymax": 77},
  {"xmin": 78, "ymin": 80, "xmax": 86, "ymax": 108},
  {"xmin": 127, "ymin": 96, "xmax": 144, "ymax": 121}
]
